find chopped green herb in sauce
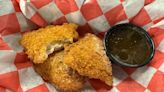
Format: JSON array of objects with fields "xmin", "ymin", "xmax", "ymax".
[{"xmin": 108, "ymin": 28, "xmax": 150, "ymax": 65}]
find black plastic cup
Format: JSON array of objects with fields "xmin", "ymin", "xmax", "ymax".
[{"xmin": 104, "ymin": 23, "xmax": 155, "ymax": 67}]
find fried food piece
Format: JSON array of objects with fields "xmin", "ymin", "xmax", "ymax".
[
  {"xmin": 34, "ymin": 51, "xmax": 84, "ymax": 91},
  {"xmin": 20, "ymin": 23, "xmax": 79, "ymax": 63},
  {"xmin": 64, "ymin": 33, "xmax": 112, "ymax": 86}
]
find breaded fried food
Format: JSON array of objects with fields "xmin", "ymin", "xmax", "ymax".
[
  {"xmin": 64, "ymin": 33, "xmax": 112, "ymax": 86},
  {"xmin": 20, "ymin": 23, "xmax": 79, "ymax": 63},
  {"xmin": 34, "ymin": 51, "xmax": 84, "ymax": 91}
]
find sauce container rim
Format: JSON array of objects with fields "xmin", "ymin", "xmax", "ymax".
[{"xmin": 104, "ymin": 23, "xmax": 155, "ymax": 68}]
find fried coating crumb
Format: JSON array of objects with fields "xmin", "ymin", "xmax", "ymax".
[
  {"xmin": 34, "ymin": 51, "xmax": 84, "ymax": 92},
  {"xmin": 20, "ymin": 23, "xmax": 79, "ymax": 63},
  {"xmin": 64, "ymin": 33, "xmax": 112, "ymax": 86}
]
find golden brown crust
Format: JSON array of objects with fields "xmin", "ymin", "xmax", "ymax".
[
  {"xmin": 64, "ymin": 33, "xmax": 112, "ymax": 86},
  {"xmin": 34, "ymin": 51, "xmax": 84, "ymax": 91},
  {"xmin": 20, "ymin": 23, "xmax": 79, "ymax": 63}
]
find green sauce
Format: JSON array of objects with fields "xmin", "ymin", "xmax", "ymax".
[{"xmin": 108, "ymin": 28, "xmax": 151, "ymax": 65}]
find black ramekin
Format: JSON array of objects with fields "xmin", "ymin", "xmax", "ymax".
[{"xmin": 104, "ymin": 23, "xmax": 155, "ymax": 67}]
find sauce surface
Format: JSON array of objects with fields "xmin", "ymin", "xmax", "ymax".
[{"xmin": 108, "ymin": 27, "xmax": 150, "ymax": 65}]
